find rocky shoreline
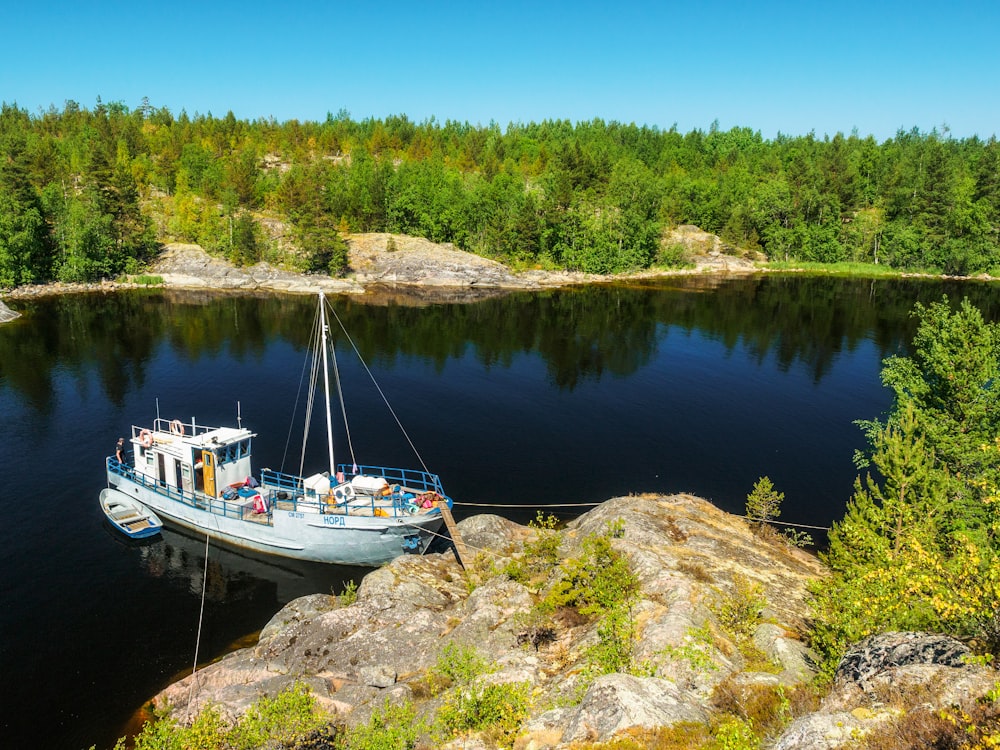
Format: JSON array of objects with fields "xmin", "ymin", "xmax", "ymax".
[
  {"xmin": 0, "ymin": 228, "xmax": 758, "ymax": 311},
  {"xmin": 147, "ymin": 494, "xmax": 994, "ymax": 749}
]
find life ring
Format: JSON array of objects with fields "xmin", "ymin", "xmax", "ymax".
[
  {"xmin": 170, "ymin": 419, "xmax": 185, "ymax": 436},
  {"xmin": 139, "ymin": 429, "xmax": 153, "ymax": 448}
]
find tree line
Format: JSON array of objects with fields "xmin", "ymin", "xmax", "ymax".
[{"xmin": 1, "ymin": 98, "xmax": 999, "ymax": 288}]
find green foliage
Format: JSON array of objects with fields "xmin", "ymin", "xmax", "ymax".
[
  {"xmin": 523, "ymin": 511, "xmax": 562, "ymax": 570},
  {"xmin": 712, "ymin": 574, "xmax": 768, "ymax": 646},
  {"xmin": 711, "ymin": 715, "xmax": 759, "ymax": 750},
  {"xmin": 223, "ymin": 211, "xmax": 265, "ymax": 266},
  {"xmin": 436, "ymin": 681, "xmax": 531, "ymax": 748},
  {"xmin": 543, "ymin": 523, "xmax": 639, "ymax": 616},
  {"xmin": 659, "ymin": 624, "xmax": 719, "ymax": 674},
  {"xmin": 656, "ymin": 242, "xmax": 694, "ymax": 269},
  {"xmin": 339, "ymin": 699, "xmax": 424, "ymax": 750},
  {"xmin": 540, "ymin": 521, "xmax": 642, "ymax": 675},
  {"xmin": 781, "ymin": 527, "xmax": 813, "ymax": 548},
  {"xmin": 129, "ymin": 274, "xmax": 163, "ymax": 286},
  {"xmin": 811, "ymin": 297, "xmax": 1000, "ymax": 677},
  {"xmin": 745, "ymin": 476, "xmax": 783, "ymax": 526},
  {"xmin": 5, "ymin": 101, "xmax": 1000, "ymax": 289},
  {"xmin": 118, "ymin": 682, "xmax": 330, "ymax": 750},
  {"xmin": 431, "ymin": 643, "xmax": 492, "ymax": 688},
  {"xmin": 338, "ymin": 579, "xmax": 358, "ymax": 606},
  {"xmin": 227, "ymin": 683, "xmax": 328, "ymax": 749}
]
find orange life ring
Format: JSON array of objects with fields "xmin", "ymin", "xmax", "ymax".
[
  {"xmin": 139, "ymin": 429, "xmax": 153, "ymax": 448},
  {"xmin": 170, "ymin": 419, "xmax": 185, "ymax": 436}
]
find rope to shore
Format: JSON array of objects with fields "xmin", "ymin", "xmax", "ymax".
[
  {"xmin": 187, "ymin": 532, "xmax": 211, "ymax": 718},
  {"xmin": 454, "ymin": 501, "xmax": 604, "ymax": 508}
]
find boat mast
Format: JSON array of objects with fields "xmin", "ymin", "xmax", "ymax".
[{"xmin": 319, "ymin": 292, "xmax": 337, "ymax": 477}]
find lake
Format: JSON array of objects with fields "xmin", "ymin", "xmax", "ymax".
[{"xmin": 1, "ymin": 274, "xmax": 997, "ymax": 749}]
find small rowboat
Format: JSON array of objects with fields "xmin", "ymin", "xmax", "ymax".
[{"xmin": 100, "ymin": 488, "xmax": 163, "ymax": 539}]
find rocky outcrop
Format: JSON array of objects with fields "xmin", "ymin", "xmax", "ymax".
[
  {"xmin": 347, "ymin": 233, "xmax": 528, "ymax": 289},
  {"xmin": 663, "ymin": 224, "xmax": 762, "ymax": 271},
  {"xmin": 152, "ymin": 494, "xmax": 826, "ymax": 745},
  {"xmin": 148, "ymin": 495, "xmax": 1000, "ymax": 747},
  {"xmin": 148, "ymin": 243, "xmax": 364, "ymax": 295}
]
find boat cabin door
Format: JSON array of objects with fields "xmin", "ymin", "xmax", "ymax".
[{"xmin": 202, "ymin": 450, "xmax": 217, "ymax": 497}]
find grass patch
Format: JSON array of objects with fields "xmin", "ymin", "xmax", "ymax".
[
  {"xmin": 127, "ymin": 274, "xmax": 165, "ymax": 286},
  {"xmin": 761, "ymin": 260, "xmax": 921, "ymax": 277}
]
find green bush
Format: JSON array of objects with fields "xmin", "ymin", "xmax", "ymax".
[
  {"xmin": 437, "ymin": 681, "xmax": 531, "ymax": 748},
  {"xmin": 115, "ymin": 682, "xmax": 330, "ymax": 750},
  {"xmin": 340, "ymin": 699, "xmax": 424, "ymax": 750}
]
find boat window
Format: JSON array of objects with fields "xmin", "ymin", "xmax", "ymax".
[{"xmin": 145, "ymin": 452, "xmax": 155, "ymax": 468}]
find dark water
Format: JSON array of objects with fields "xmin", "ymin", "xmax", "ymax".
[{"xmin": 2, "ymin": 275, "xmax": 999, "ymax": 749}]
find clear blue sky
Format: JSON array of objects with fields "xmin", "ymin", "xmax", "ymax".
[{"xmin": 2, "ymin": 0, "xmax": 997, "ymax": 141}]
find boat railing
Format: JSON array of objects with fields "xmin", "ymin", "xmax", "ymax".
[
  {"xmin": 259, "ymin": 468, "xmax": 305, "ymax": 495},
  {"xmin": 259, "ymin": 465, "xmax": 450, "ymax": 517},
  {"xmin": 107, "ymin": 457, "xmax": 273, "ymax": 524},
  {"xmin": 339, "ymin": 464, "xmax": 447, "ymax": 496},
  {"xmin": 150, "ymin": 418, "xmax": 216, "ymax": 438}
]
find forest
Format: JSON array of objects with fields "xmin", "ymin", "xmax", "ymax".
[{"xmin": 1, "ymin": 98, "xmax": 999, "ymax": 288}]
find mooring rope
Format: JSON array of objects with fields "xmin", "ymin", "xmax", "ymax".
[
  {"xmin": 454, "ymin": 501, "xmax": 604, "ymax": 508},
  {"xmin": 187, "ymin": 532, "xmax": 211, "ymax": 717}
]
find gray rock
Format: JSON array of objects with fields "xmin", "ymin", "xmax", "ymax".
[
  {"xmin": 834, "ymin": 631, "xmax": 970, "ymax": 691},
  {"xmin": 357, "ymin": 665, "xmax": 396, "ymax": 688},
  {"xmin": 456, "ymin": 513, "xmax": 525, "ymax": 555},
  {"xmin": 259, "ymin": 593, "xmax": 337, "ymax": 641},
  {"xmin": 753, "ymin": 622, "xmax": 817, "ymax": 683},
  {"xmin": 772, "ymin": 631, "xmax": 1000, "ymax": 750},
  {"xmin": 561, "ymin": 674, "xmax": 708, "ymax": 743},
  {"xmin": 772, "ymin": 711, "xmax": 868, "ymax": 750},
  {"xmin": 0, "ymin": 300, "xmax": 19, "ymax": 323}
]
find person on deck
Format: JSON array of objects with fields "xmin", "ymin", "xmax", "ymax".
[{"xmin": 115, "ymin": 438, "xmax": 128, "ymax": 466}]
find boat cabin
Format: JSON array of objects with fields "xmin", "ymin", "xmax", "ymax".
[{"xmin": 130, "ymin": 419, "xmax": 257, "ymax": 498}]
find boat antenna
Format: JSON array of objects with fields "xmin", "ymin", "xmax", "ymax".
[
  {"xmin": 319, "ymin": 293, "xmax": 337, "ymax": 476},
  {"xmin": 237, "ymin": 400, "xmax": 242, "ymax": 429},
  {"xmin": 156, "ymin": 397, "xmax": 161, "ymax": 423}
]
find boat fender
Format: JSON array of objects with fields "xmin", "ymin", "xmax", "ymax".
[
  {"xmin": 139, "ymin": 429, "xmax": 153, "ymax": 448},
  {"xmin": 170, "ymin": 419, "xmax": 185, "ymax": 436},
  {"xmin": 374, "ymin": 507, "xmax": 389, "ymax": 517}
]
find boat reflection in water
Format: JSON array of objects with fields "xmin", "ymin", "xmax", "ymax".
[{"xmin": 135, "ymin": 522, "xmax": 365, "ymax": 607}]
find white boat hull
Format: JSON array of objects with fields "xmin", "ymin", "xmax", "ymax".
[{"xmin": 107, "ymin": 472, "xmax": 445, "ymax": 566}]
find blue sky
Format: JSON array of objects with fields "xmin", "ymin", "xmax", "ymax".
[{"xmin": 2, "ymin": 0, "xmax": 997, "ymax": 140}]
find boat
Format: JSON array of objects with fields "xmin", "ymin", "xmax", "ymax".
[
  {"xmin": 105, "ymin": 292, "xmax": 452, "ymax": 566},
  {"xmin": 100, "ymin": 488, "xmax": 164, "ymax": 539}
]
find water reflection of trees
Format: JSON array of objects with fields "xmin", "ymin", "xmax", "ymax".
[{"xmin": 2, "ymin": 277, "xmax": 997, "ymax": 406}]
